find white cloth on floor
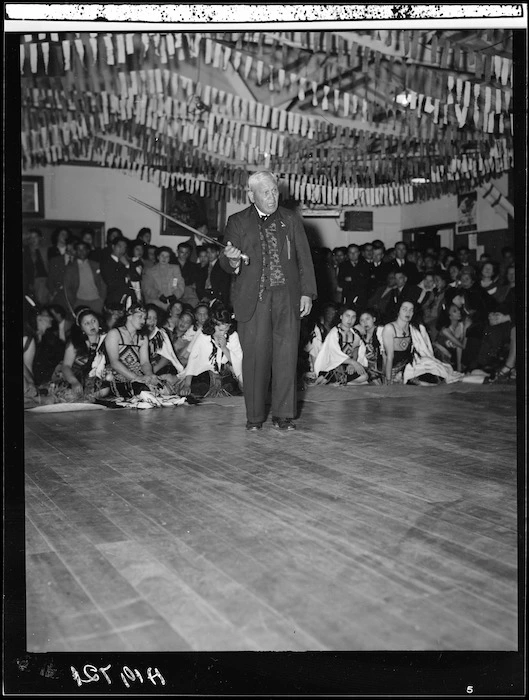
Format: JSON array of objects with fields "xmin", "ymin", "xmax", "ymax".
[
  {"xmin": 149, "ymin": 326, "xmax": 184, "ymax": 372},
  {"xmin": 402, "ymin": 324, "xmax": 464, "ymax": 384},
  {"xmin": 179, "ymin": 330, "xmax": 243, "ymax": 384},
  {"xmin": 305, "ymin": 324, "xmax": 324, "ymax": 367}
]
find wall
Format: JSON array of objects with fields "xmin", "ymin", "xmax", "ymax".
[
  {"xmin": 400, "ymin": 174, "xmax": 511, "ymax": 259},
  {"xmin": 300, "ymin": 175, "xmax": 510, "ymax": 251},
  {"xmin": 23, "ymin": 165, "xmax": 511, "ymax": 255},
  {"xmin": 400, "ymin": 174, "xmax": 509, "ymax": 233},
  {"xmin": 295, "ymin": 204, "xmax": 402, "ymax": 250},
  {"xmin": 22, "ymin": 164, "xmax": 165, "ymax": 245}
]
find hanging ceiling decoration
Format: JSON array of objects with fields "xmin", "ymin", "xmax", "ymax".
[{"xmin": 20, "ymin": 30, "xmax": 514, "ymax": 207}]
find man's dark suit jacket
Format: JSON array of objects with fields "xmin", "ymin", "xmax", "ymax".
[
  {"xmin": 177, "ymin": 260, "xmax": 200, "ymax": 287},
  {"xmin": 46, "ymin": 255, "xmax": 73, "ymax": 312},
  {"xmin": 23, "ymin": 246, "xmax": 48, "ymax": 295},
  {"xmin": 386, "ymin": 259, "xmax": 421, "ymax": 285},
  {"xmin": 366, "ymin": 261, "xmax": 389, "ymax": 296},
  {"xmin": 196, "ymin": 259, "xmax": 231, "ymax": 305},
  {"xmin": 219, "ymin": 205, "xmax": 317, "ymax": 323},
  {"xmin": 337, "ymin": 258, "xmax": 371, "ymax": 307},
  {"xmin": 47, "ymin": 255, "xmax": 69, "ymax": 299},
  {"xmin": 100, "ymin": 255, "xmax": 131, "ymax": 306}
]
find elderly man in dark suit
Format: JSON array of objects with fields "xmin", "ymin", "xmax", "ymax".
[
  {"xmin": 220, "ymin": 171, "xmax": 317, "ymax": 431},
  {"xmin": 63, "ymin": 240, "xmax": 106, "ymax": 315}
]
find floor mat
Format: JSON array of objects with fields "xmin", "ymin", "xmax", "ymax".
[
  {"xmin": 25, "ymin": 402, "xmax": 108, "ymax": 413},
  {"xmin": 300, "ymin": 382, "xmax": 516, "ymax": 403}
]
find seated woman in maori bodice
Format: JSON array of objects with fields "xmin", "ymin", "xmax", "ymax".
[
  {"xmin": 104, "ymin": 302, "xmax": 162, "ymax": 398},
  {"xmin": 382, "ymin": 300, "xmax": 463, "ymax": 386}
]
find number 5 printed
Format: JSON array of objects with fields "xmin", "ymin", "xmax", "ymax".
[{"xmin": 466, "ymin": 686, "xmax": 474, "ymax": 694}]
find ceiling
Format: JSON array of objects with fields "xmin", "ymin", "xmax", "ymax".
[{"xmin": 19, "ymin": 29, "xmax": 515, "ymax": 206}]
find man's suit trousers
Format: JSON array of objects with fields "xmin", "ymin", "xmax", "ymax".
[{"xmin": 237, "ymin": 286, "xmax": 299, "ymax": 423}]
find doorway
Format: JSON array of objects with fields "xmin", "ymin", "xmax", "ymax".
[{"xmin": 402, "ymin": 223, "xmax": 455, "ymax": 252}]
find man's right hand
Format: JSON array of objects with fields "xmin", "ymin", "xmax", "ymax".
[{"xmin": 224, "ymin": 241, "xmax": 242, "ymax": 267}]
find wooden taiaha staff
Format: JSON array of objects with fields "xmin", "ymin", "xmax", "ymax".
[{"xmin": 128, "ymin": 196, "xmax": 250, "ymax": 265}]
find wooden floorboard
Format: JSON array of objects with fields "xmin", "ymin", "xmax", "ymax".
[{"xmin": 23, "ymin": 384, "xmax": 519, "ymax": 651}]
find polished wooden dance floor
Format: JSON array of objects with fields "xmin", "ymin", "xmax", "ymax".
[{"xmin": 24, "ymin": 382, "xmax": 519, "ymax": 653}]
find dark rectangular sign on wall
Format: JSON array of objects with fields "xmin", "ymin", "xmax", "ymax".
[{"xmin": 343, "ymin": 210, "xmax": 373, "ymax": 231}]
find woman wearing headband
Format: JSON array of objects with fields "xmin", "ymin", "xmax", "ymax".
[
  {"xmin": 46, "ymin": 307, "xmax": 109, "ymax": 402},
  {"xmin": 104, "ymin": 302, "xmax": 162, "ymax": 398}
]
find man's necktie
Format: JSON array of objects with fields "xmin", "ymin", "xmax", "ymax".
[{"xmin": 205, "ymin": 263, "xmax": 213, "ymax": 289}]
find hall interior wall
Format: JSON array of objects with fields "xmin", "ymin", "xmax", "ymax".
[{"xmin": 23, "ymin": 166, "xmax": 511, "ymax": 254}]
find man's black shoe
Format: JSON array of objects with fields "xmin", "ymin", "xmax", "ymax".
[
  {"xmin": 271, "ymin": 417, "xmax": 296, "ymax": 431},
  {"xmin": 246, "ymin": 421, "xmax": 263, "ymax": 431}
]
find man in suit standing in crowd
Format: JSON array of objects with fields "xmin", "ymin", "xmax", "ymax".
[
  {"xmin": 80, "ymin": 228, "xmax": 102, "ymax": 263},
  {"xmin": 100, "ymin": 227, "xmax": 124, "ymax": 265},
  {"xmin": 63, "ymin": 240, "xmax": 106, "ymax": 315},
  {"xmin": 367, "ymin": 242, "xmax": 388, "ymax": 298},
  {"xmin": 197, "ymin": 243, "xmax": 231, "ymax": 306},
  {"xmin": 220, "ymin": 170, "xmax": 317, "ymax": 431},
  {"xmin": 384, "ymin": 269, "xmax": 422, "ymax": 322},
  {"xmin": 331, "ymin": 246, "xmax": 347, "ymax": 303},
  {"xmin": 47, "ymin": 239, "xmax": 76, "ymax": 313},
  {"xmin": 175, "ymin": 241, "xmax": 200, "ymax": 307},
  {"xmin": 361, "ymin": 242, "xmax": 375, "ymax": 267},
  {"xmin": 337, "ymin": 243, "xmax": 370, "ymax": 309},
  {"xmin": 100, "ymin": 237, "xmax": 133, "ymax": 307},
  {"xmin": 386, "ymin": 240, "xmax": 420, "ymax": 284}
]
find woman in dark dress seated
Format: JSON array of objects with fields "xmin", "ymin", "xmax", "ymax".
[
  {"xmin": 46, "ymin": 308, "xmax": 109, "ymax": 402},
  {"xmin": 144, "ymin": 303, "xmax": 183, "ymax": 376},
  {"xmin": 382, "ymin": 301, "xmax": 416, "ymax": 384},
  {"xmin": 356, "ymin": 309, "xmax": 385, "ymax": 384},
  {"xmin": 382, "ymin": 300, "xmax": 463, "ymax": 385},
  {"xmin": 433, "ymin": 303, "xmax": 468, "ymax": 372},
  {"xmin": 32, "ymin": 307, "xmax": 66, "ymax": 388}
]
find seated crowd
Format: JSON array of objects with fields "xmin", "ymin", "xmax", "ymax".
[
  {"xmin": 23, "ymin": 225, "xmax": 240, "ymax": 407},
  {"xmin": 23, "ymin": 225, "xmax": 517, "ymax": 407},
  {"xmin": 304, "ymin": 239, "xmax": 516, "ymax": 386}
]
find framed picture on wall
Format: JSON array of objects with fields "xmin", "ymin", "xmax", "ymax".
[
  {"xmin": 161, "ymin": 189, "xmax": 223, "ymax": 238},
  {"xmin": 22, "ymin": 176, "xmax": 44, "ymax": 218}
]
